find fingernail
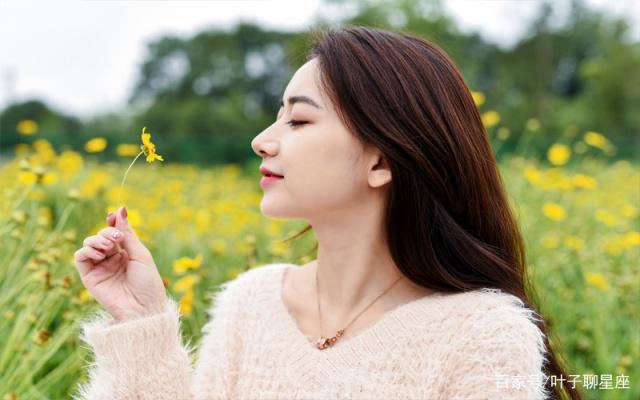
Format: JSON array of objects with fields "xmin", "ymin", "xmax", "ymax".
[
  {"xmin": 121, "ymin": 206, "xmax": 128, "ymax": 219},
  {"xmin": 112, "ymin": 230, "xmax": 122, "ymax": 239},
  {"xmin": 107, "ymin": 212, "xmax": 114, "ymax": 217}
]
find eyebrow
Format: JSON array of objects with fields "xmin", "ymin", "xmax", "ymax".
[{"xmin": 279, "ymin": 95, "xmax": 322, "ymax": 110}]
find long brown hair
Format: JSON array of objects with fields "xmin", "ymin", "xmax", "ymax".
[{"xmin": 281, "ymin": 25, "xmax": 581, "ymax": 400}]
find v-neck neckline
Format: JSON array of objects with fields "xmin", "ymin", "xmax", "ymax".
[{"xmin": 273, "ymin": 263, "xmax": 445, "ymax": 356}]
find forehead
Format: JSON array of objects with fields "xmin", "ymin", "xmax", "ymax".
[{"xmin": 281, "ymin": 59, "xmax": 327, "ymax": 108}]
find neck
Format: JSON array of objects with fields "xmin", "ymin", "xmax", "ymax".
[
  {"xmin": 306, "ymin": 194, "xmax": 429, "ymax": 330},
  {"xmin": 313, "ymin": 242, "xmax": 407, "ymax": 327}
]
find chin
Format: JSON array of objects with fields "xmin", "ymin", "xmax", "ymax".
[
  {"xmin": 259, "ymin": 199, "xmax": 289, "ymax": 219},
  {"xmin": 260, "ymin": 198, "xmax": 304, "ymax": 220}
]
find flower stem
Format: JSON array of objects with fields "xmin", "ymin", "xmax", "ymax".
[{"xmin": 118, "ymin": 151, "xmax": 144, "ymax": 206}]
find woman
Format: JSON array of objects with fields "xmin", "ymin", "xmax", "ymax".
[{"xmin": 73, "ymin": 26, "xmax": 581, "ymax": 399}]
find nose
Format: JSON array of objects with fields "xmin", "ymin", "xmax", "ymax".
[{"xmin": 251, "ymin": 124, "xmax": 279, "ymax": 158}]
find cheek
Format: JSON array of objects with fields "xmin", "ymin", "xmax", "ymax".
[
  {"xmin": 282, "ymin": 123, "xmax": 365, "ymax": 200},
  {"xmin": 290, "ymin": 149, "xmax": 363, "ymax": 204}
]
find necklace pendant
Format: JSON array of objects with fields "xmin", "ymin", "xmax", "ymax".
[
  {"xmin": 315, "ymin": 329, "xmax": 346, "ymax": 350},
  {"xmin": 315, "ymin": 337, "xmax": 329, "ymax": 350}
]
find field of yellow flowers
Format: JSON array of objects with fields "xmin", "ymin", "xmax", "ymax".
[{"xmin": 0, "ymin": 125, "xmax": 638, "ymax": 399}]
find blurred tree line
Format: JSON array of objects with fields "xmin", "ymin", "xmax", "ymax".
[{"xmin": 1, "ymin": 0, "xmax": 638, "ymax": 163}]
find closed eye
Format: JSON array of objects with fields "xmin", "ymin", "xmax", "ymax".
[{"xmin": 286, "ymin": 120, "xmax": 308, "ymax": 128}]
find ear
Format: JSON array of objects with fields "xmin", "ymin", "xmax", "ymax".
[{"xmin": 368, "ymin": 153, "xmax": 392, "ymax": 188}]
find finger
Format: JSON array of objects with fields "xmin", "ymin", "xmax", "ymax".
[
  {"xmin": 107, "ymin": 211, "xmax": 116, "ymax": 227},
  {"xmin": 113, "ymin": 206, "xmax": 148, "ymax": 261},
  {"xmin": 98, "ymin": 248, "xmax": 127, "ymax": 273},
  {"xmin": 83, "ymin": 246, "xmax": 108, "ymax": 262},
  {"xmin": 83, "ymin": 235, "xmax": 116, "ymax": 254},
  {"xmin": 74, "ymin": 247, "xmax": 106, "ymax": 275},
  {"xmin": 74, "ymin": 248, "xmax": 93, "ymax": 276},
  {"xmin": 97, "ymin": 226, "xmax": 125, "ymax": 248}
]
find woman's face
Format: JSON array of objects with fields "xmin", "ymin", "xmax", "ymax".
[{"xmin": 251, "ymin": 58, "xmax": 390, "ymax": 221}]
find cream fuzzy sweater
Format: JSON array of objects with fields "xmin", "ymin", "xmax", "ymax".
[{"xmin": 75, "ymin": 263, "xmax": 550, "ymax": 400}]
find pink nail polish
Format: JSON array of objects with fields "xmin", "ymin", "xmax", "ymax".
[{"xmin": 121, "ymin": 206, "xmax": 128, "ymax": 219}]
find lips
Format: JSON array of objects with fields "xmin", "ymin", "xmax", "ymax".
[
  {"xmin": 259, "ymin": 166, "xmax": 284, "ymax": 177},
  {"xmin": 260, "ymin": 174, "xmax": 283, "ymax": 188}
]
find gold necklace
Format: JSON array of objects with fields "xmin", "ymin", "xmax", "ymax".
[{"xmin": 314, "ymin": 267, "xmax": 404, "ymax": 350}]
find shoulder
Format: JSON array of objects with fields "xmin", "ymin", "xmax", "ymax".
[
  {"xmin": 457, "ymin": 288, "xmax": 546, "ymax": 340},
  {"xmin": 413, "ymin": 287, "xmax": 548, "ymax": 353},
  {"xmin": 204, "ymin": 263, "xmax": 290, "ymax": 316},
  {"xmin": 217, "ymin": 263, "xmax": 289, "ymax": 292},
  {"xmin": 438, "ymin": 288, "xmax": 547, "ymax": 353},
  {"xmin": 428, "ymin": 287, "xmax": 541, "ymax": 325},
  {"xmin": 436, "ymin": 288, "xmax": 551, "ymax": 399}
]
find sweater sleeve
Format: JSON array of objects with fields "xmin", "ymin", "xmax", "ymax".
[
  {"xmin": 74, "ymin": 269, "xmax": 254, "ymax": 400},
  {"xmin": 438, "ymin": 290, "xmax": 552, "ymax": 400}
]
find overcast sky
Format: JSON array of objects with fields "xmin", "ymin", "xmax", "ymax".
[{"xmin": 0, "ymin": 0, "xmax": 637, "ymax": 118}]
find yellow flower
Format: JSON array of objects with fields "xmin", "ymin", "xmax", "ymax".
[
  {"xmin": 173, "ymin": 274, "xmax": 200, "ymax": 293},
  {"xmin": 211, "ymin": 239, "xmax": 228, "ymax": 256},
  {"xmin": 179, "ymin": 207, "xmax": 194, "ymax": 221},
  {"xmin": 543, "ymin": 202, "xmax": 566, "ymax": 221},
  {"xmin": 41, "ymin": 171, "xmax": 58, "ymax": 185},
  {"xmin": 17, "ymin": 119, "xmax": 39, "ymax": 135},
  {"xmin": 195, "ymin": 210, "xmax": 211, "ymax": 233},
  {"xmin": 116, "ymin": 126, "xmax": 164, "ymax": 205},
  {"xmin": 56, "ymin": 150, "xmax": 84, "ymax": 177},
  {"xmin": 85, "ymin": 137, "xmax": 107, "ymax": 153},
  {"xmin": 116, "ymin": 143, "xmax": 141, "ymax": 157},
  {"xmin": 33, "ymin": 139, "xmax": 56, "ymax": 163},
  {"xmin": 595, "ymin": 209, "xmax": 618, "ymax": 226},
  {"xmin": 523, "ymin": 166, "xmax": 542, "ymax": 185},
  {"xmin": 583, "ymin": 131, "xmax": 609, "ymax": 150},
  {"xmin": 540, "ymin": 234, "xmax": 560, "ymax": 249},
  {"xmin": 481, "ymin": 110, "xmax": 500, "ymax": 127},
  {"xmin": 621, "ymin": 231, "xmax": 640, "ymax": 248},
  {"xmin": 78, "ymin": 289, "xmax": 93, "ymax": 303},
  {"xmin": 471, "ymin": 91, "xmax": 485, "ymax": 107},
  {"xmin": 604, "ymin": 240, "xmax": 623, "ymax": 256},
  {"xmin": 547, "ymin": 144, "xmax": 571, "ymax": 166},
  {"xmin": 179, "ymin": 290, "xmax": 194, "ymax": 315},
  {"xmin": 571, "ymin": 174, "xmax": 597, "ymax": 190},
  {"xmin": 620, "ymin": 203, "xmax": 638, "ymax": 219},
  {"xmin": 28, "ymin": 188, "xmax": 45, "ymax": 201},
  {"xmin": 15, "ymin": 143, "xmax": 30, "ymax": 155},
  {"xmin": 18, "ymin": 171, "xmax": 37, "ymax": 185},
  {"xmin": 585, "ymin": 272, "xmax": 609, "ymax": 291},
  {"xmin": 173, "ymin": 254, "xmax": 203, "ymax": 275},
  {"xmin": 80, "ymin": 170, "xmax": 111, "ymax": 199},
  {"xmin": 564, "ymin": 235, "xmax": 585, "ymax": 250},
  {"xmin": 269, "ymin": 240, "xmax": 289, "ymax": 256},
  {"xmin": 140, "ymin": 127, "xmax": 164, "ymax": 163}
]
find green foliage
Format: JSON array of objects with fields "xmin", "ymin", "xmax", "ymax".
[
  {"xmin": 0, "ymin": 0, "xmax": 637, "ymax": 163},
  {"xmin": 0, "ymin": 100, "xmax": 82, "ymax": 151}
]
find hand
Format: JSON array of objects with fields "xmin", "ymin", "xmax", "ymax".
[{"xmin": 74, "ymin": 206, "xmax": 167, "ymax": 322}]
